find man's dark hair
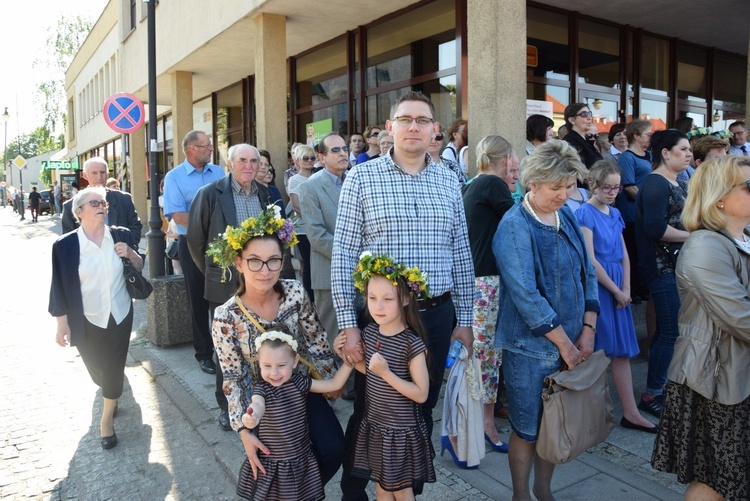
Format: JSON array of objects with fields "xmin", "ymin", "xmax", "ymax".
[
  {"xmin": 389, "ymin": 90, "xmax": 435, "ymax": 119},
  {"xmin": 318, "ymin": 133, "xmax": 344, "ymax": 155}
]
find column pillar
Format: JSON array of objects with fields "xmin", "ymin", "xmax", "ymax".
[
  {"xmin": 254, "ymin": 13, "xmax": 288, "ymax": 199},
  {"xmin": 467, "ymin": 0, "xmax": 526, "ymax": 177},
  {"xmin": 171, "ymin": 71, "xmax": 194, "ymax": 166},
  {"xmin": 746, "ymin": 29, "xmax": 750, "ymax": 120},
  {"xmin": 129, "ymin": 125, "xmax": 147, "ymax": 235}
]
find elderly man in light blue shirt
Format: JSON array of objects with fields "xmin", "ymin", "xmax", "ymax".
[{"xmin": 163, "ymin": 130, "xmax": 224, "ymax": 387}]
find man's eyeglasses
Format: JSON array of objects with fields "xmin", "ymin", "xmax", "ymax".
[
  {"xmin": 301, "ymin": 156, "xmax": 316, "ymax": 162},
  {"xmin": 87, "ymin": 200, "xmax": 109, "ymax": 208},
  {"xmin": 329, "ymin": 146, "xmax": 349, "ymax": 153},
  {"xmin": 576, "ymin": 111, "xmax": 593, "ymax": 118},
  {"xmin": 194, "ymin": 143, "xmax": 213, "ymax": 149},
  {"xmin": 392, "ymin": 116, "xmax": 434, "ymax": 127},
  {"xmin": 599, "ymin": 184, "xmax": 622, "ymax": 194},
  {"xmin": 244, "ymin": 257, "xmax": 283, "ymax": 272},
  {"xmin": 434, "ymin": 134, "xmax": 444, "ymax": 141}
]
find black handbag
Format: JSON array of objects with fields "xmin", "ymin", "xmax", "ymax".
[
  {"xmin": 166, "ymin": 239, "xmax": 179, "ymax": 260},
  {"xmin": 110, "ymin": 229, "xmax": 153, "ymax": 300}
]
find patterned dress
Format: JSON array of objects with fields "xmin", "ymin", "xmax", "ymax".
[
  {"xmin": 236, "ymin": 373, "xmax": 323, "ymax": 501},
  {"xmin": 351, "ymin": 323, "xmax": 436, "ymax": 491}
]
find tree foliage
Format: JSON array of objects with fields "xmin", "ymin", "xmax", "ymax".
[{"xmin": 34, "ymin": 16, "xmax": 93, "ymax": 134}]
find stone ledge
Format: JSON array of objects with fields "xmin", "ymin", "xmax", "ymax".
[{"xmin": 144, "ymin": 275, "xmax": 192, "ymax": 347}]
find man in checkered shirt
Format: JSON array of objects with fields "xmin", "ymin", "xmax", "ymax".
[{"xmin": 332, "ymin": 91, "xmax": 474, "ymax": 499}]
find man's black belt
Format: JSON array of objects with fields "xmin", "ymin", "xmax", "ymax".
[{"xmin": 418, "ymin": 291, "xmax": 451, "ymax": 311}]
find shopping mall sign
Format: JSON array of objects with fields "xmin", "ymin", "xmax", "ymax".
[{"xmin": 42, "ymin": 159, "xmax": 80, "ymax": 171}]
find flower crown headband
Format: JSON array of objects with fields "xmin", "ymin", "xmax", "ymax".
[
  {"xmin": 352, "ymin": 252, "xmax": 431, "ymax": 300},
  {"xmin": 206, "ymin": 205, "xmax": 298, "ymax": 281},
  {"xmin": 254, "ymin": 330, "xmax": 298, "ymax": 353}
]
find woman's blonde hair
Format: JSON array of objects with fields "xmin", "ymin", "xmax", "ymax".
[
  {"xmin": 682, "ymin": 156, "xmax": 750, "ymax": 232},
  {"xmin": 587, "ymin": 159, "xmax": 621, "ymax": 192},
  {"xmin": 475, "ymin": 135, "xmax": 514, "ymax": 174},
  {"xmin": 520, "ymin": 139, "xmax": 587, "ymax": 188}
]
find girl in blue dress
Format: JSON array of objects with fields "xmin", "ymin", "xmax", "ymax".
[{"xmin": 577, "ymin": 160, "xmax": 657, "ymax": 433}]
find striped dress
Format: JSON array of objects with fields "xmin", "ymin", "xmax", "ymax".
[
  {"xmin": 236, "ymin": 373, "xmax": 323, "ymax": 501},
  {"xmin": 351, "ymin": 323, "xmax": 436, "ymax": 491}
]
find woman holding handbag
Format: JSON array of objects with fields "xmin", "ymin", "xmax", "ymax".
[
  {"xmin": 208, "ymin": 206, "xmax": 345, "ymax": 490},
  {"xmin": 49, "ymin": 187, "xmax": 143, "ymax": 450},
  {"xmin": 493, "ymin": 140, "xmax": 599, "ymax": 500},
  {"xmin": 651, "ymin": 155, "xmax": 750, "ymax": 500}
]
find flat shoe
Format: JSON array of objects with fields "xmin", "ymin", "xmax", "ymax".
[
  {"xmin": 218, "ymin": 411, "xmax": 231, "ymax": 431},
  {"xmin": 199, "ymin": 359, "xmax": 217, "ymax": 375},
  {"xmin": 101, "ymin": 433, "xmax": 118, "ymax": 450},
  {"xmin": 638, "ymin": 395, "xmax": 663, "ymax": 418},
  {"xmin": 620, "ymin": 416, "xmax": 658, "ymax": 434}
]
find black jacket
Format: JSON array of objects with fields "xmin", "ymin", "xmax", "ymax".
[{"xmin": 563, "ymin": 130, "xmax": 602, "ymax": 169}]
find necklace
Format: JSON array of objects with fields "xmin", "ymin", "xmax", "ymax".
[{"xmin": 524, "ymin": 192, "xmax": 560, "ymax": 231}]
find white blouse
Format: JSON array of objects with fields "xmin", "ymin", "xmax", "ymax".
[{"xmin": 77, "ymin": 227, "xmax": 131, "ymax": 328}]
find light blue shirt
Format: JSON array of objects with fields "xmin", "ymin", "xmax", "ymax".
[
  {"xmin": 163, "ymin": 159, "xmax": 224, "ymax": 235},
  {"xmin": 729, "ymin": 142, "xmax": 750, "ymax": 156},
  {"xmin": 322, "ymin": 167, "xmax": 344, "ymax": 189}
]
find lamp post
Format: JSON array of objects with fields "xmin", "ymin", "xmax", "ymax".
[{"xmin": 3, "ymin": 107, "xmax": 9, "ymax": 206}]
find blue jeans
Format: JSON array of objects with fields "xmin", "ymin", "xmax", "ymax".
[{"xmin": 646, "ymin": 273, "xmax": 681, "ymax": 396}]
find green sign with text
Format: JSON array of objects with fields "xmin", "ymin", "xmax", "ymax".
[{"xmin": 42, "ymin": 160, "xmax": 79, "ymax": 171}]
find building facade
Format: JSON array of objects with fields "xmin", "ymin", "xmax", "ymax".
[{"xmin": 65, "ymin": 0, "xmax": 750, "ymax": 220}]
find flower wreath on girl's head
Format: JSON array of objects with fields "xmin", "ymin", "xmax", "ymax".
[
  {"xmin": 206, "ymin": 205, "xmax": 298, "ymax": 282},
  {"xmin": 352, "ymin": 252, "xmax": 431, "ymax": 300}
]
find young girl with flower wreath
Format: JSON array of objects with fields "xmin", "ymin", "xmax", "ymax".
[
  {"xmin": 339, "ymin": 252, "xmax": 436, "ymax": 499},
  {"xmin": 207, "ymin": 206, "xmax": 346, "ymax": 499},
  {"xmin": 237, "ymin": 328, "xmax": 352, "ymax": 500}
]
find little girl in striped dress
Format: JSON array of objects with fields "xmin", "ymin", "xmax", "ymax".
[{"xmin": 237, "ymin": 329, "xmax": 352, "ymax": 501}]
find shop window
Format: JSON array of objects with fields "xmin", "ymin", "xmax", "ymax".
[
  {"xmin": 641, "ymin": 36, "xmax": 670, "ymax": 96},
  {"xmin": 578, "ymin": 20, "xmax": 620, "ymax": 89},
  {"xmin": 296, "ymin": 38, "xmax": 348, "ymax": 108},
  {"xmin": 296, "ymin": 103, "xmax": 350, "ymax": 146},
  {"xmin": 527, "ymin": 7, "xmax": 570, "ymax": 81},
  {"xmin": 365, "ymin": 79, "xmax": 456, "ymax": 131},
  {"xmin": 714, "ymin": 52, "xmax": 747, "ymax": 127},
  {"xmin": 640, "ymin": 99, "xmax": 668, "ymax": 131},
  {"xmin": 677, "ymin": 44, "xmax": 707, "ymax": 102},
  {"xmin": 366, "ymin": 0, "xmax": 456, "ymax": 91}
]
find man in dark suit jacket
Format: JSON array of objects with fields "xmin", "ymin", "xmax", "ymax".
[
  {"xmin": 61, "ymin": 157, "xmax": 143, "ymax": 244},
  {"xmin": 187, "ymin": 143, "xmax": 271, "ymax": 430}
]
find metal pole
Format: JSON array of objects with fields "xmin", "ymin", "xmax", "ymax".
[
  {"xmin": 145, "ymin": 0, "xmax": 165, "ymax": 278},
  {"xmin": 2, "ymin": 118, "xmax": 6, "ymax": 207}
]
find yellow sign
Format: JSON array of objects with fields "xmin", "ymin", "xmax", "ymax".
[{"xmin": 12, "ymin": 155, "xmax": 27, "ymax": 169}]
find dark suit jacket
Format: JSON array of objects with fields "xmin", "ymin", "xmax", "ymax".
[
  {"xmin": 48, "ymin": 226, "xmax": 137, "ymax": 346},
  {"xmin": 562, "ymin": 130, "xmax": 603, "ymax": 169},
  {"xmin": 187, "ymin": 175, "xmax": 272, "ymax": 304},
  {"xmin": 61, "ymin": 189, "xmax": 143, "ymax": 244}
]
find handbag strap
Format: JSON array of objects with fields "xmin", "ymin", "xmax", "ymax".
[
  {"xmin": 233, "ymin": 295, "xmax": 320, "ymax": 376},
  {"xmin": 109, "ymin": 228, "xmax": 132, "ymax": 267}
]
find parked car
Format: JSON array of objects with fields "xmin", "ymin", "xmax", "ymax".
[{"xmin": 39, "ymin": 189, "xmax": 52, "ymax": 215}]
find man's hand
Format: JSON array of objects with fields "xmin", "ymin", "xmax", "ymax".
[
  {"xmin": 451, "ymin": 326, "xmax": 474, "ymax": 358},
  {"xmin": 342, "ymin": 327, "xmax": 364, "ymax": 365}
]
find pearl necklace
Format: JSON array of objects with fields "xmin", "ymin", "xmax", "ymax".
[{"xmin": 524, "ymin": 192, "xmax": 560, "ymax": 231}]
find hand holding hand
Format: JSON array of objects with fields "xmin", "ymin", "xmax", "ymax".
[
  {"xmin": 342, "ymin": 327, "xmax": 364, "ymax": 365},
  {"xmin": 613, "ymin": 289, "xmax": 631, "ymax": 309},
  {"xmin": 560, "ymin": 342, "xmax": 582, "ymax": 370},
  {"xmin": 369, "ymin": 352, "xmax": 390, "ymax": 377},
  {"xmin": 333, "ymin": 331, "xmax": 347, "ymax": 360},
  {"xmin": 574, "ymin": 330, "xmax": 595, "ymax": 362}
]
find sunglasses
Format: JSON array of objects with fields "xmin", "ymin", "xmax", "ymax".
[
  {"xmin": 301, "ymin": 156, "xmax": 316, "ymax": 162},
  {"xmin": 86, "ymin": 200, "xmax": 109, "ymax": 208},
  {"xmin": 369, "ymin": 131, "xmax": 380, "ymax": 137},
  {"xmin": 434, "ymin": 134, "xmax": 444, "ymax": 141},
  {"xmin": 329, "ymin": 146, "xmax": 349, "ymax": 153},
  {"xmin": 577, "ymin": 111, "xmax": 593, "ymax": 118}
]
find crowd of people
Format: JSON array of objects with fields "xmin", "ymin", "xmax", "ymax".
[{"xmin": 46, "ymin": 92, "xmax": 750, "ymax": 500}]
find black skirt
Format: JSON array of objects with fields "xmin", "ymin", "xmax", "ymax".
[
  {"xmin": 76, "ymin": 307, "xmax": 133, "ymax": 399},
  {"xmin": 651, "ymin": 381, "xmax": 750, "ymax": 499}
]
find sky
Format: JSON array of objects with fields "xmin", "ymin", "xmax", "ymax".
[{"xmin": 0, "ymin": 0, "xmax": 108, "ymax": 138}]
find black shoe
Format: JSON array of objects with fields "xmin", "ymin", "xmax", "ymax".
[
  {"xmin": 218, "ymin": 411, "xmax": 231, "ymax": 431},
  {"xmin": 620, "ymin": 416, "xmax": 658, "ymax": 434},
  {"xmin": 101, "ymin": 433, "xmax": 118, "ymax": 450},
  {"xmin": 199, "ymin": 359, "xmax": 216, "ymax": 374},
  {"xmin": 638, "ymin": 395, "xmax": 663, "ymax": 418}
]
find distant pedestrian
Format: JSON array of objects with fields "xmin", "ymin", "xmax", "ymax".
[
  {"xmin": 236, "ymin": 329, "xmax": 352, "ymax": 500},
  {"xmin": 15, "ymin": 191, "xmax": 24, "ymax": 220},
  {"xmin": 28, "ymin": 186, "xmax": 41, "ymax": 222},
  {"xmin": 49, "ymin": 187, "xmax": 143, "ymax": 450},
  {"xmin": 53, "ymin": 180, "xmax": 62, "ymax": 214}
]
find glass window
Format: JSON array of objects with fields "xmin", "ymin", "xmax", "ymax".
[
  {"xmin": 677, "ymin": 44, "xmax": 707, "ymax": 102},
  {"xmin": 640, "ymin": 99, "xmax": 668, "ymax": 131},
  {"xmin": 714, "ymin": 53, "xmax": 747, "ymax": 108},
  {"xmin": 192, "ymin": 97, "xmax": 213, "ymax": 137},
  {"xmin": 296, "ymin": 38, "xmax": 348, "ymax": 108},
  {"xmin": 366, "ymin": 0, "xmax": 456, "ymax": 90},
  {"xmin": 527, "ymin": 82, "xmax": 569, "ymax": 131},
  {"xmin": 641, "ymin": 36, "xmax": 670, "ymax": 95},
  {"xmin": 578, "ymin": 20, "xmax": 620, "ymax": 88},
  {"xmin": 527, "ymin": 7, "xmax": 569, "ymax": 80},
  {"xmin": 366, "ymin": 79, "xmax": 456, "ymax": 129},
  {"xmin": 296, "ymin": 103, "xmax": 349, "ymax": 144},
  {"xmin": 216, "ymin": 84, "xmax": 244, "ymax": 168}
]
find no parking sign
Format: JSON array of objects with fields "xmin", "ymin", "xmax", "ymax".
[{"xmin": 103, "ymin": 93, "xmax": 145, "ymax": 134}]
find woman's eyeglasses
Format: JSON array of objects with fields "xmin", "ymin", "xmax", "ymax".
[
  {"xmin": 245, "ymin": 257, "xmax": 283, "ymax": 272},
  {"xmin": 576, "ymin": 111, "xmax": 593, "ymax": 118},
  {"xmin": 599, "ymin": 184, "xmax": 622, "ymax": 194},
  {"xmin": 87, "ymin": 200, "xmax": 109, "ymax": 208},
  {"xmin": 301, "ymin": 156, "xmax": 316, "ymax": 162}
]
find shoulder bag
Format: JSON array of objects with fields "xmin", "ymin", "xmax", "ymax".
[
  {"xmin": 234, "ymin": 296, "xmax": 322, "ymax": 380},
  {"xmin": 536, "ymin": 349, "xmax": 615, "ymax": 464},
  {"xmin": 110, "ymin": 228, "xmax": 153, "ymax": 300}
]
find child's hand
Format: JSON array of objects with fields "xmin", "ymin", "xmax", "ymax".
[
  {"xmin": 333, "ymin": 331, "xmax": 347, "ymax": 359},
  {"xmin": 369, "ymin": 352, "xmax": 390, "ymax": 377},
  {"xmin": 614, "ymin": 289, "xmax": 631, "ymax": 309},
  {"xmin": 242, "ymin": 406, "xmax": 261, "ymax": 429}
]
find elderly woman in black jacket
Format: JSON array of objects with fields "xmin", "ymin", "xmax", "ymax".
[{"xmin": 49, "ymin": 187, "xmax": 143, "ymax": 450}]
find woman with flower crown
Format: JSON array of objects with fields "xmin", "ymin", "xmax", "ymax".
[{"xmin": 208, "ymin": 206, "xmax": 345, "ymax": 492}]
